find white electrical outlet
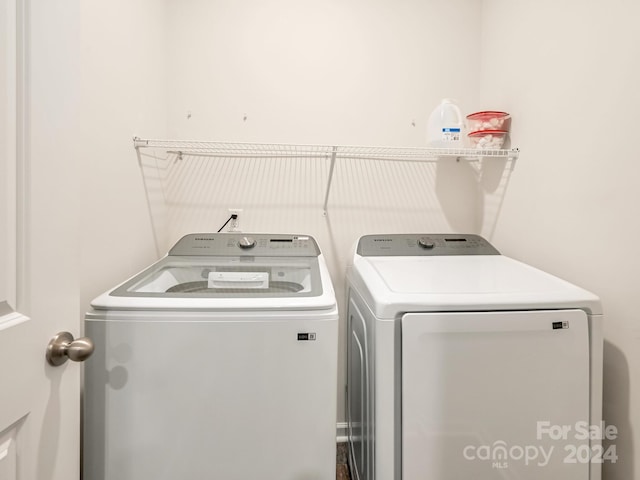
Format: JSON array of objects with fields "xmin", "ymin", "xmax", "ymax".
[{"xmin": 228, "ymin": 208, "xmax": 243, "ymax": 232}]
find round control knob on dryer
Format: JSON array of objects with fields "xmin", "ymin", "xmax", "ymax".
[
  {"xmin": 238, "ymin": 236, "xmax": 256, "ymax": 249},
  {"xmin": 418, "ymin": 237, "xmax": 435, "ymax": 249}
]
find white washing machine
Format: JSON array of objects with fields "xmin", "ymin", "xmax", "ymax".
[
  {"xmin": 83, "ymin": 233, "xmax": 338, "ymax": 480},
  {"xmin": 346, "ymin": 234, "xmax": 603, "ymax": 480}
]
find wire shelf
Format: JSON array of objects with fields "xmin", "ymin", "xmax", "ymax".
[
  {"xmin": 133, "ymin": 137, "xmax": 519, "ymax": 220},
  {"xmin": 133, "ymin": 137, "xmax": 520, "ymax": 162}
]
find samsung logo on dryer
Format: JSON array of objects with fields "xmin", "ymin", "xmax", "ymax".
[
  {"xmin": 194, "ymin": 237, "xmax": 216, "ymax": 241},
  {"xmin": 373, "ymin": 239, "xmax": 392, "ymax": 242}
]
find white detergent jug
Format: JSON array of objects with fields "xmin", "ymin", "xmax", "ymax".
[{"xmin": 426, "ymin": 98, "xmax": 463, "ymax": 148}]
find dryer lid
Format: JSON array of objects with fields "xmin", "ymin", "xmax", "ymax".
[
  {"xmin": 349, "ymin": 254, "xmax": 602, "ymax": 317},
  {"xmin": 368, "ymin": 255, "xmax": 557, "ymax": 294}
]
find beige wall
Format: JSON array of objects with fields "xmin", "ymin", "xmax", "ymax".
[
  {"xmin": 160, "ymin": 0, "xmax": 485, "ymax": 425},
  {"xmin": 482, "ymin": 1, "xmax": 640, "ymax": 478},
  {"xmin": 77, "ymin": 0, "xmax": 168, "ymax": 310},
  {"xmin": 67, "ymin": 3, "xmax": 639, "ymax": 473},
  {"xmin": 164, "ymin": 0, "xmax": 482, "ymax": 146}
]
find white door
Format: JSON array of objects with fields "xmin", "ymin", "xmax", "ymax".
[
  {"xmin": 0, "ymin": 0, "xmax": 85, "ymax": 479},
  {"xmin": 401, "ymin": 309, "xmax": 591, "ymax": 480}
]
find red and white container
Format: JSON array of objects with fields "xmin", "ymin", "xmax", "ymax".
[
  {"xmin": 467, "ymin": 130, "xmax": 509, "ymax": 149},
  {"xmin": 466, "ymin": 111, "xmax": 511, "ymax": 133}
]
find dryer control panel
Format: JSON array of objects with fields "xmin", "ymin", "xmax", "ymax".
[
  {"xmin": 169, "ymin": 233, "xmax": 321, "ymax": 257},
  {"xmin": 356, "ymin": 234, "xmax": 500, "ymax": 256}
]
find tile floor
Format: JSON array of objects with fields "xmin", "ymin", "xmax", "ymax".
[
  {"xmin": 336, "ymin": 442, "xmax": 350, "ymax": 480},
  {"xmin": 336, "ymin": 464, "xmax": 350, "ymax": 480}
]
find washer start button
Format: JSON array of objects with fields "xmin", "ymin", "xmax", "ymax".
[
  {"xmin": 238, "ymin": 236, "xmax": 256, "ymax": 249},
  {"xmin": 418, "ymin": 237, "xmax": 435, "ymax": 249}
]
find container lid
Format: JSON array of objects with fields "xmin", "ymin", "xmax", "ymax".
[
  {"xmin": 466, "ymin": 111, "xmax": 510, "ymax": 120},
  {"xmin": 468, "ymin": 129, "xmax": 508, "ymax": 137}
]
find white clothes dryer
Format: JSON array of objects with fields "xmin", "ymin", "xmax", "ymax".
[
  {"xmin": 346, "ymin": 234, "xmax": 603, "ymax": 480},
  {"xmin": 83, "ymin": 233, "xmax": 338, "ymax": 480}
]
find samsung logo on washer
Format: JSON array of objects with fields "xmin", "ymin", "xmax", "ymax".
[
  {"xmin": 194, "ymin": 237, "xmax": 215, "ymax": 241},
  {"xmin": 373, "ymin": 239, "xmax": 392, "ymax": 242}
]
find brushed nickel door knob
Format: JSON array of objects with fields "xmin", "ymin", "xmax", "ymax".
[{"xmin": 46, "ymin": 331, "xmax": 95, "ymax": 366}]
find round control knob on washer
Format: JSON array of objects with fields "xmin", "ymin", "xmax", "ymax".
[
  {"xmin": 238, "ymin": 236, "xmax": 256, "ymax": 249},
  {"xmin": 418, "ymin": 237, "xmax": 435, "ymax": 249}
]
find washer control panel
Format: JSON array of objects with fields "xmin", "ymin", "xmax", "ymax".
[
  {"xmin": 356, "ymin": 234, "xmax": 500, "ymax": 257},
  {"xmin": 169, "ymin": 233, "xmax": 321, "ymax": 257}
]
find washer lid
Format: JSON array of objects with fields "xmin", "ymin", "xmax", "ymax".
[
  {"xmin": 349, "ymin": 254, "xmax": 602, "ymax": 317},
  {"xmin": 90, "ymin": 234, "xmax": 337, "ymax": 311},
  {"xmin": 111, "ymin": 255, "xmax": 321, "ymax": 298}
]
